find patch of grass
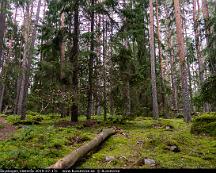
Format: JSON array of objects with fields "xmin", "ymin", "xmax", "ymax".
[{"xmin": 191, "ymin": 113, "xmax": 216, "ymax": 136}]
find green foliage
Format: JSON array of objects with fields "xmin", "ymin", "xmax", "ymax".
[
  {"xmin": 201, "ymin": 75, "xmax": 216, "ymax": 106},
  {"xmin": 191, "ymin": 113, "xmax": 216, "ymax": 136},
  {"xmin": 0, "ymin": 124, "xmax": 4, "ymax": 129}
]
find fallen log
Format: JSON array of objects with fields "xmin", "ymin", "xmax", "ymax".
[{"xmin": 48, "ymin": 128, "xmax": 116, "ymax": 169}]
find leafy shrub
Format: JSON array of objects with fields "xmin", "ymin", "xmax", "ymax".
[{"xmin": 191, "ymin": 113, "xmax": 216, "ymax": 136}]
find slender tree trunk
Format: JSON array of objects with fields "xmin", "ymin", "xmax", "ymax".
[
  {"xmin": 59, "ymin": 12, "xmax": 66, "ymax": 117},
  {"xmin": 87, "ymin": 0, "xmax": 95, "ymax": 120},
  {"xmin": 123, "ymin": 78, "xmax": 131, "ymax": 116},
  {"xmin": 94, "ymin": 11, "xmax": 101, "ymax": 116},
  {"xmin": 201, "ymin": 0, "xmax": 210, "ymax": 45},
  {"xmin": 70, "ymin": 0, "xmax": 80, "ymax": 122},
  {"xmin": 156, "ymin": 0, "xmax": 165, "ymax": 114},
  {"xmin": 193, "ymin": 0, "xmax": 204, "ymax": 85},
  {"xmin": 0, "ymin": 1, "xmax": 6, "ymax": 112},
  {"xmin": 174, "ymin": 0, "xmax": 191, "ymax": 122},
  {"xmin": 0, "ymin": 83, "xmax": 5, "ymax": 112},
  {"xmin": 169, "ymin": 35, "xmax": 178, "ymax": 112},
  {"xmin": 109, "ymin": 16, "xmax": 114, "ymax": 116},
  {"xmin": 0, "ymin": 1, "xmax": 6, "ymax": 70},
  {"xmin": 149, "ymin": 0, "xmax": 159, "ymax": 119},
  {"xmin": 102, "ymin": 15, "xmax": 107, "ymax": 121},
  {"xmin": 183, "ymin": 8, "xmax": 194, "ymax": 113}
]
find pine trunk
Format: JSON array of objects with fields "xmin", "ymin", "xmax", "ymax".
[
  {"xmin": 87, "ymin": 0, "xmax": 95, "ymax": 119},
  {"xmin": 70, "ymin": 0, "xmax": 80, "ymax": 122},
  {"xmin": 174, "ymin": 0, "xmax": 191, "ymax": 122},
  {"xmin": 149, "ymin": 0, "xmax": 159, "ymax": 119},
  {"xmin": 156, "ymin": 0, "xmax": 165, "ymax": 114}
]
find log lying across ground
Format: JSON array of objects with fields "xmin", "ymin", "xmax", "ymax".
[{"xmin": 48, "ymin": 128, "xmax": 116, "ymax": 169}]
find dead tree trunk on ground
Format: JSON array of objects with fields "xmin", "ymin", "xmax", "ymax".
[{"xmin": 48, "ymin": 128, "xmax": 116, "ymax": 169}]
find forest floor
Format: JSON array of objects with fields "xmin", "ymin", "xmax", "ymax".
[
  {"xmin": 0, "ymin": 117, "xmax": 16, "ymax": 140},
  {"xmin": 0, "ymin": 113, "xmax": 215, "ymax": 169}
]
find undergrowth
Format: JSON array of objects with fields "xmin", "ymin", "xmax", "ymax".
[{"xmin": 0, "ymin": 113, "xmax": 215, "ymax": 168}]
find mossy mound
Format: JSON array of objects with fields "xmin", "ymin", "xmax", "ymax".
[{"xmin": 191, "ymin": 113, "xmax": 216, "ymax": 136}]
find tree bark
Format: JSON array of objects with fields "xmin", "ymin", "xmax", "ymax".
[
  {"xmin": 0, "ymin": 1, "xmax": 6, "ymax": 112},
  {"xmin": 0, "ymin": 0, "xmax": 6, "ymax": 70},
  {"xmin": 174, "ymin": 0, "xmax": 191, "ymax": 122},
  {"xmin": 169, "ymin": 34, "xmax": 178, "ymax": 112},
  {"xmin": 70, "ymin": 0, "xmax": 80, "ymax": 122},
  {"xmin": 102, "ymin": 15, "xmax": 107, "ymax": 121},
  {"xmin": 156, "ymin": 0, "xmax": 165, "ymax": 114},
  {"xmin": 87, "ymin": 0, "xmax": 95, "ymax": 120},
  {"xmin": 17, "ymin": 0, "xmax": 42, "ymax": 119},
  {"xmin": 48, "ymin": 128, "xmax": 116, "ymax": 169},
  {"xmin": 149, "ymin": 0, "xmax": 159, "ymax": 119},
  {"xmin": 59, "ymin": 12, "xmax": 66, "ymax": 117},
  {"xmin": 193, "ymin": 0, "xmax": 204, "ymax": 85}
]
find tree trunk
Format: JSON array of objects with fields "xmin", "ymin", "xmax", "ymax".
[
  {"xmin": 87, "ymin": 0, "xmax": 95, "ymax": 120},
  {"xmin": 59, "ymin": 12, "xmax": 66, "ymax": 117},
  {"xmin": 201, "ymin": 0, "xmax": 210, "ymax": 45},
  {"xmin": 0, "ymin": 83, "xmax": 5, "ymax": 112},
  {"xmin": 193, "ymin": 0, "xmax": 204, "ymax": 86},
  {"xmin": 123, "ymin": 79, "xmax": 131, "ymax": 117},
  {"xmin": 149, "ymin": 0, "xmax": 159, "ymax": 119},
  {"xmin": 48, "ymin": 128, "xmax": 116, "ymax": 169},
  {"xmin": 70, "ymin": 0, "xmax": 80, "ymax": 122},
  {"xmin": 0, "ymin": 1, "xmax": 6, "ymax": 112},
  {"xmin": 169, "ymin": 35, "xmax": 178, "ymax": 112},
  {"xmin": 0, "ymin": 0, "xmax": 6, "ymax": 70},
  {"xmin": 102, "ymin": 15, "xmax": 107, "ymax": 121},
  {"xmin": 156, "ymin": 0, "xmax": 165, "ymax": 114},
  {"xmin": 174, "ymin": 0, "xmax": 191, "ymax": 122},
  {"xmin": 17, "ymin": 0, "xmax": 41, "ymax": 119}
]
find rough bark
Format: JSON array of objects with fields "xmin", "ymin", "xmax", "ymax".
[
  {"xmin": 59, "ymin": 12, "xmax": 66, "ymax": 117},
  {"xmin": 0, "ymin": 1, "xmax": 6, "ymax": 70},
  {"xmin": 70, "ymin": 0, "xmax": 80, "ymax": 122},
  {"xmin": 17, "ymin": 0, "xmax": 41, "ymax": 119},
  {"xmin": 48, "ymin": 128, "xmax": 116, "ymax": 169},
  {"xmin": 0, "ymin": 1, "xmax": 6, "ymax": 112},
  {"xmin": 201, "ymin": 0, "xmax": 210, "ymax": 44},
  {"xmin": 156, "ymin": 0, "xmax": 165, "ymax": 113},
  {"xmin": 169, "ymin": 34, "xmax": 178, "ymax": 112},
  {"xmin": 174, "ymin": 0, "xmax": 191, "ymax": 122},
  {"xmin": 193, "ymin": 0, "xmax": 204, "ymax": 85},
  {"xmin": 102, "ymin": 15, "xmax": 107, "ymax": 121},
  {"xmin": 87, "ymin": 0, "xmax": 95, "ymax": 119},
  {"xmin": 149, "ymin": 0, "xmax": 159, "ymax": 119}
]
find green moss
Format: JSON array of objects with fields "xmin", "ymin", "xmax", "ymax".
[
  {"xmin": 191, "ymin": 113, "xmax": 216, "ymax": 136},
  {"xmin": 0, "ymin": 113, "xmax": 216, "ymax": 169}
]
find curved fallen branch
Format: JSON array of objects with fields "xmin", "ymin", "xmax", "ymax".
[{"xmin": 48, "ymin": 128, "xmax": 116, "ymax": 169}]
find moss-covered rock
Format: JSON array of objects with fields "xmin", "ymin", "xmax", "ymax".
[{"xmin": 191, "ymin": 113, "xmax": 216, "ymax": 136}]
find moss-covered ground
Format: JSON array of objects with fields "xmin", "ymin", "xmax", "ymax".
[{"xmin": 0, "ymin": 113, "xmax": 215, "ymax": 169}]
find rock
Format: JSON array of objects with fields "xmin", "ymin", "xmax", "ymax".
[
  {"xmin": 137, "ymin": 140, "xmax": 144, "ymax": 144},
  {"xmin": 144, "ymin": 158, "xmax": 156, "ymax": 166},
  {"xmin": 169, "ymin": 145, "xmax": 180, "ymax": 152},
  {"xmin": 105, "ymin": 156, "xmax": 115, "ymax": 162},
  {"xmin": 165, "ymin": 125, "xmax": 174, "ymax": 130}
]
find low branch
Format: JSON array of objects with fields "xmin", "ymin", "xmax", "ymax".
[{"xmin": 48, "ymin": 128, "xmax": 116, "ymax": 169}]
